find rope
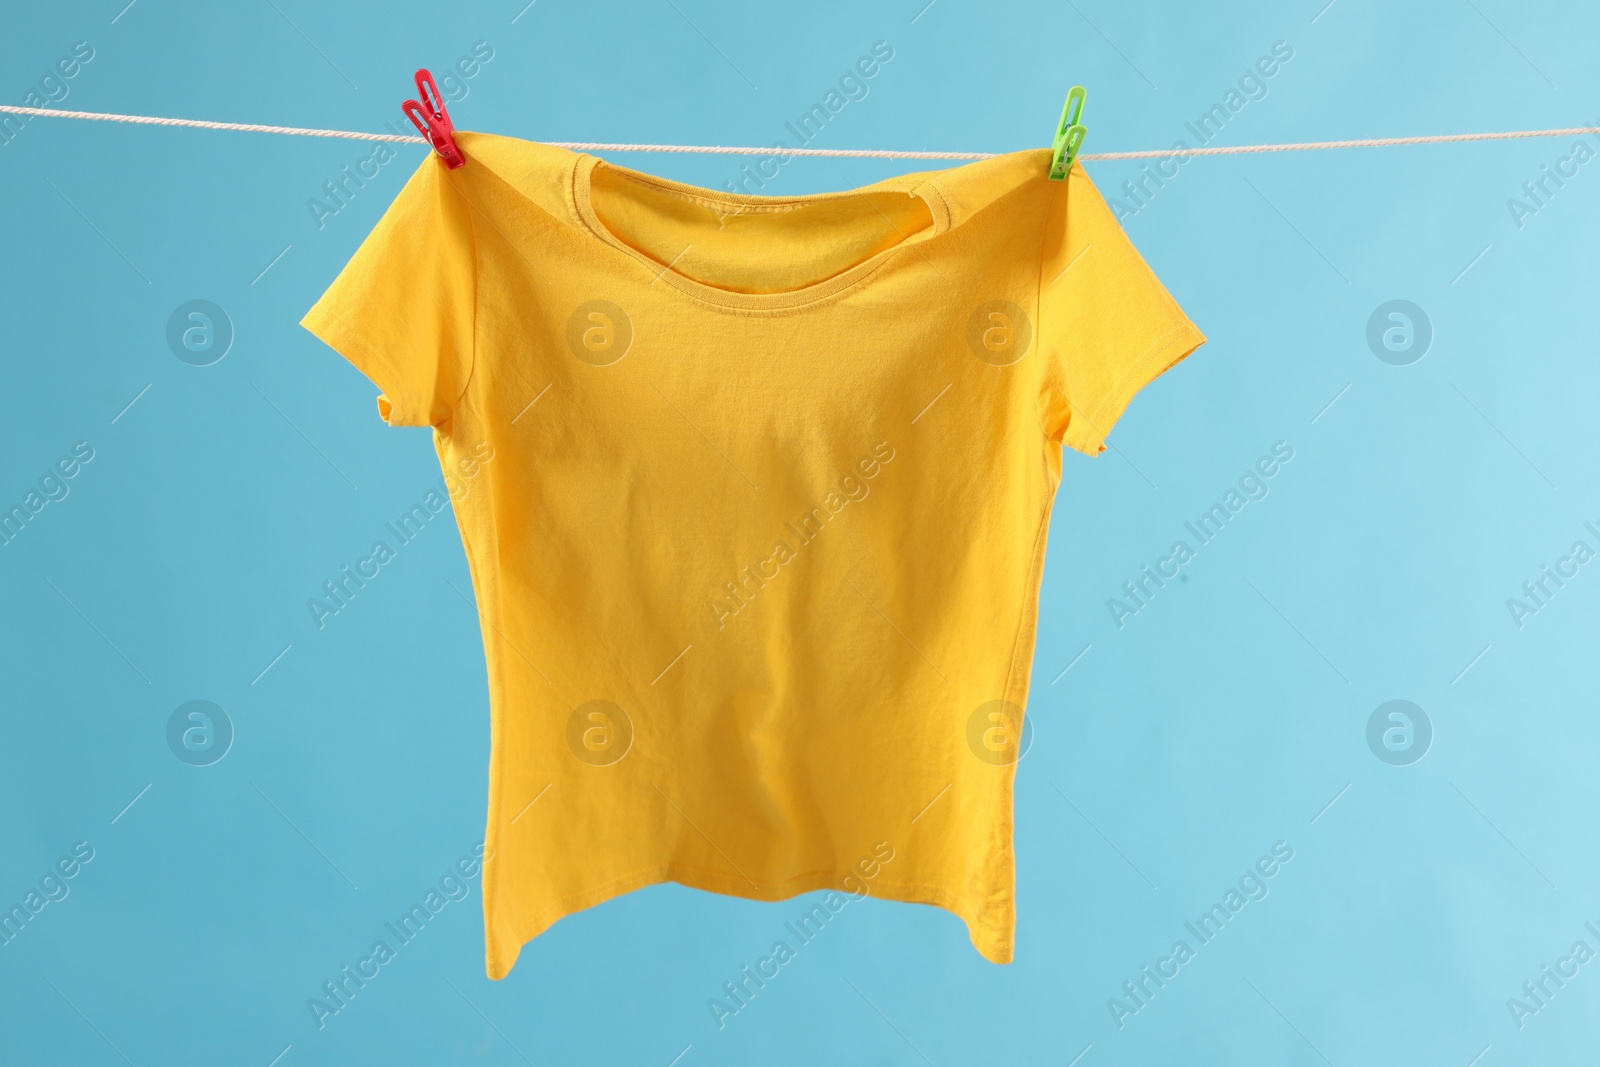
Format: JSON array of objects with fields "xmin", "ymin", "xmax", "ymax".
[
  {"xmin": 0, "ymin": 104, "xmax": 427, "ymax": 144},
  {"xmin": 1086, "ymin": 127, "xmax": 1600, "ymax": 161},
  {"xmin": 4, "ymin": 103, "xmax": 1600, "ymax": 161}
]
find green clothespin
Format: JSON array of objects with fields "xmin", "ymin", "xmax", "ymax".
[{"xmin": 1048, "ymin": 85, "xmax": 1087, "ymax": 180}]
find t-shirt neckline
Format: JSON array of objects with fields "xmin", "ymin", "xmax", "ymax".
[{"xmin": 568, "ymin": 152, "xmax": 953, "ymax": 312}]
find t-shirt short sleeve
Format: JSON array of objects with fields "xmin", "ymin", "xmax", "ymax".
[
  {"xmin": 301, "ymin": 156, "xmax": 477, "ymax": 427},
  {"xmin": 1037, "ymin": 164, "xmax": 1205, "ymax": 456}
]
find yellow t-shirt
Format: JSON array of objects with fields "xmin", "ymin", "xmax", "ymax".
[{"xmin": 302, "ymin": 131, "xmax": 1203, "ymax": 977}]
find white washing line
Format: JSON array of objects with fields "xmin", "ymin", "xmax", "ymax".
[{"xmin": 3, "ymin": 103, "xmax": 1599, "ymax": 162}]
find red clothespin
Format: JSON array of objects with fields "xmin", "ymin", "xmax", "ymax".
[{"xmin": 402, "ymin": 69, "xmax": 466, "ymax": 169}]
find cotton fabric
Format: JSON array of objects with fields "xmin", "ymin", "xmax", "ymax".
[{"xmin": 302, "ymin": 130, "xmax": 1204, "ymax": 977}]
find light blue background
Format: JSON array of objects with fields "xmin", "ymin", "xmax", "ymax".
[{"xmin": 3, "ymin": 1, "xmax": 1598, "ymax": 1064}]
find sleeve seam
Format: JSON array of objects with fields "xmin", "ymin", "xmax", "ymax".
[
  {"xmin": 1062, "ymin": 321, "xmax": 1205, "ymax": 456},
  {"xmin": 1033, "ymin": 191, "xmax": 1053, "ymax": 446},
  {"xmin": 301, "ymin": 306, "xmax": 413, "ymax": 426},
  {"xmin": 446, "ymin": 169, "xmax": 481, "ymax": 423}
]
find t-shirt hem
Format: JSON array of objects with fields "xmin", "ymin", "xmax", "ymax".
[
  {"xmin": 1062, "ymin": 321, "xmax": 1206, "ymax": 457},
  {"xmin": 485, "ymin": 862, "xmax": 1013, "ymax": 979}
]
